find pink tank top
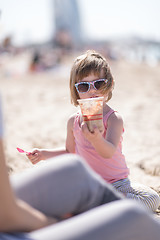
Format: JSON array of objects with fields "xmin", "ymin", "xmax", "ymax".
[{"xmin": 73, "ymin": 109, "xmax": 129, "ymax": 183}]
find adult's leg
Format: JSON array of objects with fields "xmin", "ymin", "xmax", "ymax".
[
  {"xmin": 1, "ymin": 200, "xmax": 160, "ymax": 240},
  {"xmin": 29, "ymin": 199, "xmax": 160, "ymax": 240},
  {"xmin": 11, "ymin": 154, "xmax": 122, "ymax": 218}
]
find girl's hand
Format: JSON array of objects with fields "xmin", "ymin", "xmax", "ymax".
[
  {"xmin": 26, "ymin": 149, "xmax": 45, "ymax": 165},
  {"xmin": 81, "ymin": 122, "xmax": 103, "ymax": 144}
]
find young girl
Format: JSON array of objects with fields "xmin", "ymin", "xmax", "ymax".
[{"xmin": 27, "ymin": 50, "xmax": 160, "ymax": 212}]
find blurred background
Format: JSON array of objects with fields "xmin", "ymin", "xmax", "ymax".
[
  {"xmin": 0, "ymin": 0, "xmax": 160, "ymax": 191},
  {"xmin": 0, "ymin": 0, "xmax": 160, "ymax": 72}
]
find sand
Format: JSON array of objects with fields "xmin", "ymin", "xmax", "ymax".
[{"xmin": 0, "ymin": 52, "xmax": 160, "ymax": 214}]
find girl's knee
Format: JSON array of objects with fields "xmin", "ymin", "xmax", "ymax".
[
  {"xmin": 150, "ymin": 192, "xmax": 160, "ymax": 211},
  {"xmin": 141, "ymin": 188, "xmax": 160, "ymax": 212}
]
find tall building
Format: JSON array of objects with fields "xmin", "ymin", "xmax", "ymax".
[{"xmin": 54, "ymin": 0, "xmax": 82, "ymax": 46}]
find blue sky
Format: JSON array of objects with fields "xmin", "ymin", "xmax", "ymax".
[{"xmin": 0, "ymin": 0, "xmax": 159, "ymax": 45}]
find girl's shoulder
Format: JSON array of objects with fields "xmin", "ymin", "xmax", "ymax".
[
  {"xmin": 104, "ymin": 106, "xmax": 123, "ymax": 127},
  {"xmin": 107, "ymin": 112, "xmax": 124, "ymax": 133},
  {"xmin": 68, "ymin": 110, "xmax": 80, "ymax": 120},
  {"xmin": 67, "ymin": 111, "xmax": 80, "ymax": 128},
  {"xmin": 108, "ymin": 110, "xmax": 123, "ymax": 121}
]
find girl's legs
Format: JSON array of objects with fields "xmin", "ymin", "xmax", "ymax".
[
  {"xmin": 11, "ymin": 154, "xmax": 122, "ymax": 218},
  {"xmin": 29, "ymin": 199, "xmax": 160, "ymax": 240},
  {"xmin": 112, "ymin": 178, "xmax": 160, "ymax": 212}
]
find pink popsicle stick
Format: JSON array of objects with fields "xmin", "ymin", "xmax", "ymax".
[{"xmin": 17, "ymin": 147, "xmax": 31, "ymax": 155}]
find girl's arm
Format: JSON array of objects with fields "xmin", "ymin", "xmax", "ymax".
[
  {"xmin": 0, "ymin": 139, "xmax": 56, "ymax": 232},
  {"xmin": 65, "ymin": 115, "xmax": 76, "ymax": 153},
  {"xmin": 27, "ymin": 147, "xmax": 68, "ymax": 165},
  {"xmin": 27, "ymin": 115, "xmax": 76, "ymax": 164},
  {"xmin": 82, "ymin": 112, "xmax": 123, "ymax": 158}
]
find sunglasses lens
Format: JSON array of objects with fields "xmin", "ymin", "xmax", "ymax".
[
  {"xmin": 94, "ymin": 80, "xmax": 107, "ymax": 90},
  {"xmin": 77, "ymin": 83, "xmax": 89, "ymax": 93}
]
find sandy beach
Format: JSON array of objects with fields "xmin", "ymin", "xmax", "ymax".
[{"xmin": 0, "ymin": 52, "xmax": 160, "ymax": 214}]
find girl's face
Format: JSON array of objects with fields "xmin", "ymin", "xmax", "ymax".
[{"xmin": 77, "ymin": 73, "xmax": 108, "ymax": 100}]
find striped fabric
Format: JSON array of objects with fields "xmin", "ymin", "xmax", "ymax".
[{"xmin": 112, "ymin": 178, "xmax": 160, "ymax": 212}]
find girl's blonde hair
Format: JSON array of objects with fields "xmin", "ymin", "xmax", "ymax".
[{"xmin": 70, "ymin": 50, "xmax": 114, "ymax": 106}]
